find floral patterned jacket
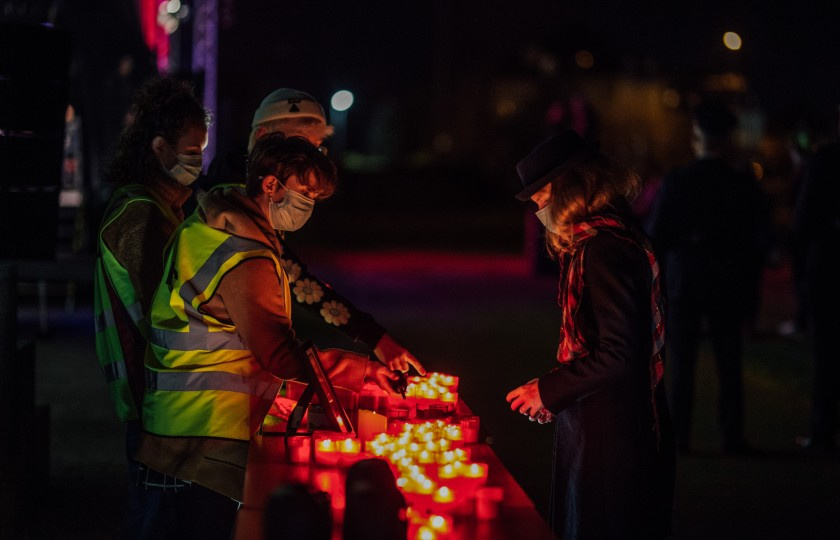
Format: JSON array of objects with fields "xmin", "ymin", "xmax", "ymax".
[{"xmin": 277, "ymin": 239, "xmax": 386, "ymax": 348}]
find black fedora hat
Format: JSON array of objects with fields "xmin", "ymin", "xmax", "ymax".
[{"xmin": 515, "ymin": 129, "xmax": 597, "ymax": 201}]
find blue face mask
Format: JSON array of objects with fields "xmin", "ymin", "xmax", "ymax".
[{"xmin": 268, "ymin": 184, "xmax": 315, "ymax": 231}]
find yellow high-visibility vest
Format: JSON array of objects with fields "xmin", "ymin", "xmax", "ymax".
[
  {"xmin": 143, "ymin": 210, "xmax": 288, "ymax": 441},
  {"xmin": 94, "ymin": 184, "xmax": 178, "ymax": 422}
]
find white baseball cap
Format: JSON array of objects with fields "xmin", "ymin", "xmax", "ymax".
[{"xmin": 251, "ymin": 88, "xmax": 327, "ymax": 128}]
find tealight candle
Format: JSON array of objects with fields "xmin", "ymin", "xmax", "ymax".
[
  {"xmin": 416, "ymin": 526, "xmax": 437, "ymax": 540},
  {"xmin": 338, "ymin": 438, "xmax": 361, "ymax": 454},
  {"xmin": 416, "ymin": 477, "xmax": 436, "ymax": 495},
  {"xmin": 433, "ymin": 485, "xmax": 454, "ymax": 504},
  {"xmin": 313, "ymin": 437, "xmax": 340, "ymax": 466},
  {"xmin": 428, "ymin": 514, "xmax": 451, "ymax": 533},
  {"xmin": 460, "ymin": 416, "xmax": 480, "ymax": 444},
  {"xmin": 285, "ymin": 435, "xmax": 311, "ymax": 464},
  {"xmin": 438, "ymin": 463, "xmax": 459, "ymax": 480},
  {"xmin": 463, "ymin": 462, "xmax": 488, "ymax": 485},
  {"xmin": 418, "ymin": 449, "xmax": 434, "ymax": 464},
  {"xmin": 444, "ymin": 425, "xmax": 462, "ymax": 441}
]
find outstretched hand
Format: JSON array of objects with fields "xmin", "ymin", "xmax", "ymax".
[{"xmin": 374, "ymin": 333, "xmax": 426, "ymax": 375}]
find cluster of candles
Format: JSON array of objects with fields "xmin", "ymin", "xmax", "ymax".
[
  {"xmin": 364, "ymin": 421, "xmax": 488, "ymax": 515},
  {"xmin": 288, "ymin": 372, "xmax": 495, "ymax": 536},
  {"xmin": 406, "ymin": 507, "xmax": 454, "ymax": 540},
  {"xmin": 308, "ymin": 419, "xmax": 489, "ymax": 516},
  {"xmin": 404, "ymin": 372, "xmax": 460, "ymax": 407}
]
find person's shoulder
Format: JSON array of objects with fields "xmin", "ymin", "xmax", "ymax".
[{"xmin": 585, "ymin": 229, "xmax": 647, "ymax": 267}]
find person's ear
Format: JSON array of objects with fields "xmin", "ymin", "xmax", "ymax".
[
  {"xmin": 262, "ymin": 175, "xmax": 281, "ymax": 196},
  {"xmin": 151, "ymin": 135, "xmax": 167, "ymax": 159}
]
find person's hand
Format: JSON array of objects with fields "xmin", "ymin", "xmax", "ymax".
[
  {"xmin": 506, "ymin": 378, "xmax": 548, "ymax": 420},
  {"xmin": 365, "ymin": 359, "xmax": 401, "ymax": 397},
  {"xmin": 374, "ymin": 333, "xmax": 426, "ymax": 375}
]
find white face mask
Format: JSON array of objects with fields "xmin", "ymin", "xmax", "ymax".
[
  {"xmin": 535, "ymin": 205, "xmax": 559, "ymax": 234},
  {"xmin": 162, "ymin": 153, "xmax": 203, "ymax": 186},
  {"xmin": 268, "ymin": 184, "xmax": 315, "ymax": 231}
]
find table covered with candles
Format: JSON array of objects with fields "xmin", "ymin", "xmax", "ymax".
[{"xmin": 232, "ymin": 372, "xmax": 556, "ymax": 540}]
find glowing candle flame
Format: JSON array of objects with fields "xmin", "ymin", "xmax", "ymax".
[{"xmin": 433, "ymin": 485, "xmax": 454, "ymax": 503}]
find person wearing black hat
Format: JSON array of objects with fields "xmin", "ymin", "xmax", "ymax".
[
  {"xmin": 204, "ymin": 88, "xmax": 425, "ymax": 377},
  {"xmin": 646, "ymin": 99, "xmax": 769, "ymax": 456},
  {"xmin": 506, "ymin": 130, "xmax": 675, "ymax": 539}
]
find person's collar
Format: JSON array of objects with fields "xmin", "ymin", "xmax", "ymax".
[{"xmin": 147, "ymin": 173, "xmax": 192, "ymax": 217}]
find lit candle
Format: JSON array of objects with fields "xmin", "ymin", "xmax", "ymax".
[
  {"xmin": 438, "ymin": 464, "xmax": 458, "ymax": 480},
  {"xmin": 433, "ymin": 485, "xmax": 454, "ymax": 504},
  {"xmin": 313, "ymin": 437, "xmax": 340, "ymax": 466},
  {"xmin": 444, "ymin": 425, "xmax": 462, "ymax": 442},
  {"xmin": 286, "ymin": 435, "xmax": 311, "ymax": 464},
  {"xmin": 428, "ymin": 514, "xmax": 451, "ymax": 533},
  {"xmin": 416, "ymin": 526, "xmax": 437, "ymax": 540},
  {"xmin": 357, "ymin": 409, "xmax": 388, "ymax": 441},
  {"xmin": 460, "ymin": 416, "xmax": 480, "ymax": 444},
  {"xmin": 416, "ymin": 477, "xmax": 435, "ymax": 495},
  {"xmin": 462, "ymin": 462, "xmax": 488, "ymax": 485},
  {"xmin": 338, "ymin": 437, "xmax": 361, "ymax": 454},
  {"xmin": 418, "ymin": 449, "xmax": 434, "ymax": 464},
  {"xmin": 317, "ymin": 438, "xmax": 335, "ymax": 452}
]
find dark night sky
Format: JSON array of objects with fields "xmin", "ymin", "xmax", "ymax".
[{"xmin": 221, "ymin": 0, "xmax": 840, "ymax": 137}]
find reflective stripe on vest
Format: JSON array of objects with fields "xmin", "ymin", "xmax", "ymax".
[
  {"xmin": 94, "ymin": 184, "xmax": 179, "ymax": 422},
  {"xmin": 146, "ymin": 369, "xmax": 280, "ymax": 400},
  {"xmin": 144, "ymin": 211, "xmax": 288, "ymax": 441}
]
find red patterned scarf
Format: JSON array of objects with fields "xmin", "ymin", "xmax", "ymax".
[{"xmin": 556, "ymin": 213, "xmax": 666, "ymax": 438}]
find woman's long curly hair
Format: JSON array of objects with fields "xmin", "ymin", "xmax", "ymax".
[
  {"xmin": 544, "ymin": 154, "xmax": 641, "ymax": 256},
  {"xmin": 104, "ymin": 77, "xmax": 210, "ymax": 185}
]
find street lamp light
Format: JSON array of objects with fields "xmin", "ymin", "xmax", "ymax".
[{"xmin": 330, "ymin": 90, "xmax": 354, "ymax": 156}]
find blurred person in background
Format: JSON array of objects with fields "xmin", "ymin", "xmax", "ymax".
[
  {"xmin": 506, "ymin": 130, "xmax": 675, "ymax": 539},
  {"xmin": 646, "ymin": 99, "xmax": 769, "ymax": 456},
  {"xmin": 204, "ymin": 88, "xmax": 425, "ymax": 376},
  {"xmin": 93, "ymin": 76, "xmax": 210, "ymax": 538},
  {"xmin": 792, "ymin": 106, "xmax": 840, "ymax": 454},
  {"xmin": 135, "ymin": 133, "xmax": 400, "ymax": 538}
]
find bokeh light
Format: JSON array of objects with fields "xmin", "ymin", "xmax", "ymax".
[
  {"xmin": 330, "ymin": 90, "xmax": 355, "ymax": 112},
  {"xmin": 723, "ymin": 31, "xmax": 742, "ymax": 51},
  {"xmin": 575, "ymin": 50, "xmax": 594, "ymax": 69}
]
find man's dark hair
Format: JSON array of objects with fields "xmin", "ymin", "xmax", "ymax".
[{"xmin": 245, "ymin": 133, "xmax": 337, "ymax": 199}]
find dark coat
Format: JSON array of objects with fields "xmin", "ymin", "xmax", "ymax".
[
  {"xmin": 646, "ymin": 157, "xmax": 768, "ymax": 309},
  {"xmin": 538, "ymin": 224, "xmax": 676, "ymax": 540}
]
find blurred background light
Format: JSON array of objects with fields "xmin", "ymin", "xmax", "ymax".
[
  {"xmin": 662, "ymin": 88, "xmax": 681, "ymax": 108},
  {"xmin": 723, "ymin": 31, "xmax": 742, "ymax": 50},
  {"xmin": 331, "ymin": 90, "xmax": 355, "ymax": 112},
  {"xmin": 574, "ymin": 50, "xmax": 594, "ymax": 69}
]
